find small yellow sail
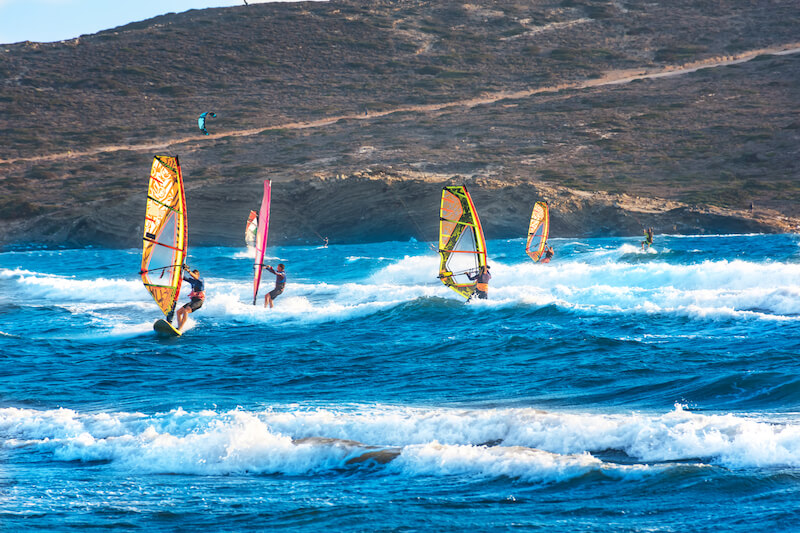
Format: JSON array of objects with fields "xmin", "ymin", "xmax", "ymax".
[{"xmin": 526, "ymin": 201, "xmax": 549, "ymax": 262}]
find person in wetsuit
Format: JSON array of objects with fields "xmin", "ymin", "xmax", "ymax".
[
  {"xmin": 176, "ymin": 265, "xmax": 205, "ymax": 331},
  {"xmin": 262, "ymin": 263, "xmax": 286, "ymax": 308},
  {"xmin": 641, "ymin": 227, "xmax": 654, "ymax": 250},
  {"xmin": 467, "ymin": 265, "xmax": 491, "ymax": 300},
  {"xmin": 542, "ymin": 245, "xmax": 555, "ymax": 263}
]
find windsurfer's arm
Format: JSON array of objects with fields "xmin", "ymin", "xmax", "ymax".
[{"xmin": 264, "ymin": 265, "xmax": 276, "ymax": 275}]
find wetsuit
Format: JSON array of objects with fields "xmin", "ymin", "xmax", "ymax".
[
  {"xmin": 182, "ymin": 274, "xmax": 205, "ymax": 311},
  {"xmin": 467, "ymin": 270, "xmax": 491, "ymax": 300},
  {"xmin": 265, "ymin": 266, "xmax": 286, "ymax": 300},
  {"xmin": 543, "ymin": 248, "xmax": 554, "ymax": 263}
]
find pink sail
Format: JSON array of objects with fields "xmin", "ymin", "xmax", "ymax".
[{"xmin": 252, "ymin": 180, "xmax": 272, "ymax": 304}]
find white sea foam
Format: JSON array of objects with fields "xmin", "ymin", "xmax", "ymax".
[
  {"xmin": 6, "ymin": 248, "xmax": 800, "ymax": 327},
  {"xmin": 231, "ymin": 248, "xmax": 256, "ymax": 259},
  {"xmin": 1, "ymin": 267, "xmax": 146, "ymax": 302},
  {"xmin": 391, "ymin": 443, "xmax": 653, "ymax": 482},
  {"xmin": 230, "ymin": 248, "xmax": 281, "ymax": 260},
  {"xmin": 2, "ymin": 405, "xmax": 798, "ymax": 478},
  {"xmin": 481, "ymin": 257, "xmax": 800, "ymax": 319}
]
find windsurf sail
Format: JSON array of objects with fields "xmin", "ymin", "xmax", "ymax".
[
  {"xmin": 252, "ymin": 180, "xmax": 271, "ymax": 305},
  {"xmin": 438, "ymin": 185, "xmax": 488, "ymax": 299},
  {"xmin": 245, "ymin": 210, "xmax": 258, "ymax": 248},
  {"xmin": 525, "ymin": 201, "xmax": 549, "ymax": 262},
  {"xmin": 140, "ymin": 155, "xmax": 188, "ymax": 323}
]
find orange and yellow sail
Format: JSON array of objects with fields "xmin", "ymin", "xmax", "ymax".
[
  {"xmin": 526, "ymin": 201, "xmax": 549, "ymax": 262},
  {"xmin": 140, "ymin": 155, "xmax": 187, "ymax": 322},
  {"xmin": 438, "ymin": 185, "xmax": 488, "ymax": 299}
]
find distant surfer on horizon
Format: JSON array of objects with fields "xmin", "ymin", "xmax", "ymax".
[
  {"xmin": 641, "ymin": 227, "xmax": 654, "ymax": 250},
  {"xmin": 262, "ymin": 263, "xmax": 286, "ymax": 308},
  {"xmin": 176, "ymin": 265, "xmax": 205, "ymax": 331},
  {"xmin": 542, "ymin": 244, "xmax": 555, "ymax": 263},
  {"xmin": 467, "ymin": 265, "xmax": 491, "ymax": 300}
]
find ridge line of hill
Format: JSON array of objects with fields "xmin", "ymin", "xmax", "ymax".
[{"xmin": 2, "ymin": 42, "xmax": 798, "ymax": 167}]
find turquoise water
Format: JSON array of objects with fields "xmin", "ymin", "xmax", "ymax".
[{"xmin": 2, "ymin": 234, "xmax": 800, "ymax": 530}]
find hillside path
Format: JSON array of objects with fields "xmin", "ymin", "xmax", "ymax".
[{"xmin": 2, "ymin": 43, "xmax": 799, "ymax": 166}]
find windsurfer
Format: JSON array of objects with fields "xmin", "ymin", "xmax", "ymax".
[
  {"xmin": 542, "ymin": 245, "xmax": 555, "ymax": 263},
  {"xmin": 641, "ymin": 227, "xmax": 654, "ymax": 250},
  {"xmin": 176, "ymin": 265, "xmax": 205, "ymax": 331},
  {"xmin": 262, "ymin": 263, "xmax": 286, "ymax": 308},
  {"xmin": 467, "ymin": 265, "xmax": 491, "ymax": 300},
  {"xmin": 323, "ymin": 237, "xmax": 329, "ymax": 248}
]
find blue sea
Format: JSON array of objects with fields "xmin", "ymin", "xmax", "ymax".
[{"xmin": 2, "ymin": 234, "xmax": 800, "ymax": 531}]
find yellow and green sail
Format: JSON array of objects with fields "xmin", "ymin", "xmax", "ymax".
[
  {"xmin": 438, "ymin": 185, "xmax": 488, "ymax": 299},
  {"xmin": 140, "ymin": 155, "xmax": 187, "ymax": 322},
  {"xmin": 526, "ymin": 201, "xmax": 549, "ymax": 262}
]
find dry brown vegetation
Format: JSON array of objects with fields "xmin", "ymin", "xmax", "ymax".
[{"xmin": 0, "ymin": 0, "xmax": 798, "ymax": 247}]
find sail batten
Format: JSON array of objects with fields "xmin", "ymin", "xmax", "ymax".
[
  {"xmin": 140, "ymin": 155, "xmax": 187, "ymax": 323},
  {"xmin": 146, "ymin": 195, "xmax": 182, "ymax": 212},
  {"xmin": 437, "ymin": 186, "xmax": 488, "ymax": 299},
  {"xmin": 252, "ymin": 180, "xmax": 272, "ymax": 305},
  {"xmin": 526, "ymin": 201, "xmax": 549, "ymax": 262}
]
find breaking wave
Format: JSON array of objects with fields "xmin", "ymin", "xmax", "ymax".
[{"xmin": 2, "ymin": 404, "xmax": 796, "ymax": 479}]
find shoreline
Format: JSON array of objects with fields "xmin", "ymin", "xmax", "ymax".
[{"xmin": 1, "ymin": 173, "xmax": 795, "ymax": 251}]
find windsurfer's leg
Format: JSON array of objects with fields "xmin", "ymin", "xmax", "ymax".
[{"xmin": 177, "ymin": 306, "xmax": 190, "ymax": 329}]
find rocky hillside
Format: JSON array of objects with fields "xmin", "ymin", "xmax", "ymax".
[{"xmin": 0, "ymin": 0, "xmax": 798, "ymax": 247}]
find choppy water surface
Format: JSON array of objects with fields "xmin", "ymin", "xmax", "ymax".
[{"xmin": 2, "ymin": 234, "xmax": 800, "ymax": 531}]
